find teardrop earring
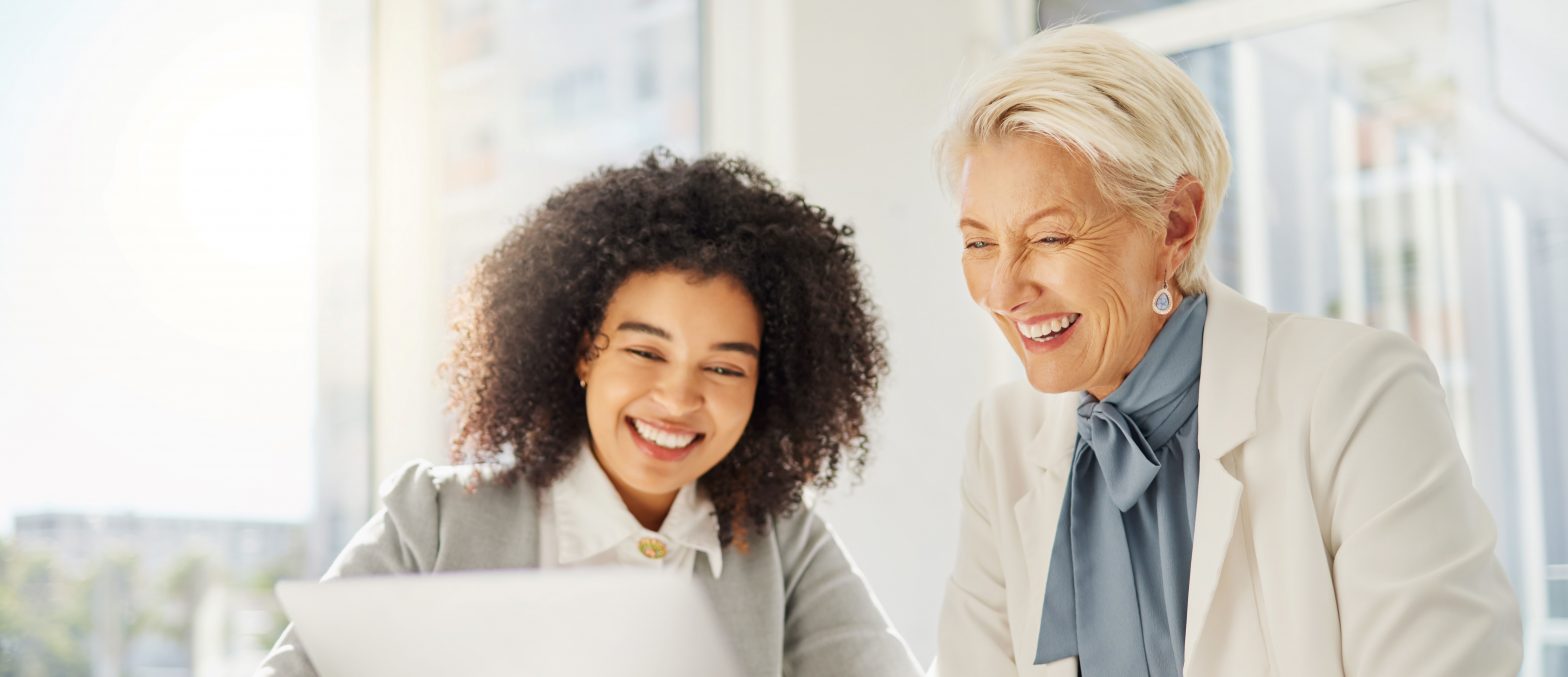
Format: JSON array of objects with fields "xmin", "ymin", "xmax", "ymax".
[{"xmin": 1152, "ymin": 281, "xmax": 1173, "ymax": 316}]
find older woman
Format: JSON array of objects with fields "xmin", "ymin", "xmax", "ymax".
[{"xmin": 933, "ymin": 25, "xmax": 1521, "ymax": 677}]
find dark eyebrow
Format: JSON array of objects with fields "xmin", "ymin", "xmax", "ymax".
[
  {"xmin": 616, "ymin": 321, "xmax": 670, "ymax": 339},
  {"xmin": 958, "ymin": 206, "xmax": 1070, "ymax": 232},
  {"xmin": 617, "ymin": 321, "xmax": 759, "ymax": 358},
  {"xmin": 713, "ymin": 341, "xmax": 760, "ymax": 358}
]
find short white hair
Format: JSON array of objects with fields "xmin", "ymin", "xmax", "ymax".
[{"xmin": 937, "ymin": 24, "xmax": 1231, "ymax": 293}]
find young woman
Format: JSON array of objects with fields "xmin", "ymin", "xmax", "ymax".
[{"xmin": 257, "ymin": 152, "xmax": 922, "ymax": 676}]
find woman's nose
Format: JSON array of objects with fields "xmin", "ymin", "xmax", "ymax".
[
  {"xmin": 651, "ymin": 370, "xmax": 703, "ymax": 415},
  {"xmin": 984, "ymin": 249, "xmax": 1037, "ymax": 315}
]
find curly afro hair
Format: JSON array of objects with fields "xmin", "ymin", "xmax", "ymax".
[{"xmin": 444, "ymin": 150, "xmax": 888, "ymax": 547}]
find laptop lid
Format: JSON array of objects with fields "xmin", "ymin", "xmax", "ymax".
[{"xmin": 275, "ymin": 568, "xmax": 743, "ymax": 677}]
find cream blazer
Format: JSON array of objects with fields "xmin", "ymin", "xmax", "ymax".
[{"xmin": 935, "ymin": 280, "xmax": 1522, "ymax": 676}]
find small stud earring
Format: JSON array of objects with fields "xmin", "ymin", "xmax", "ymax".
[
  {"xmin": 1153, "ymin": 281, "xmax": 1173, "ymax": 316},
  {"xmin": 578, "ymin": 378, "xmax": 586, "ymax": 388}
]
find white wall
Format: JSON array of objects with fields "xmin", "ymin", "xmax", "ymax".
[{"xmin": 706, "ymin": 0, "xmax": 1025, "ymax": 662}]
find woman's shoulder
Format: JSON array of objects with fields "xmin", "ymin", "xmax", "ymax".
[
  {"xmin": 755, "ymin": 506, "xmax": 856, "ymax": 581},
  {"xmin": 1263, "ymin": 310, "xmax": 1407, "ymax": 350},
  {"xmin": 764, "ymin": 503, "xmax": 822, "ymax": 546},
  {"xmin": 732, "ymin": 501, "xmax": 848, "ymax": 565},
  {"xmin": 377, "ymin": 459, "xmax": 539, "ymax": 522},
  {"xmin": 1258, "ymin": 312, "xmax": 1435, "ymax": 395},
  {"xmin": 364, "ymin": 460, "xmax": 540, "ymax": 572}
]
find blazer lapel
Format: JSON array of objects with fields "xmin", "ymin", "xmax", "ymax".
[
  {"xmin": 1183, "ymin": 454, "xmax": 1243, "ymax": 668},
  {"xmin": 1183, "ymin": 279, "xmax": 1268, "ymax": 667},
  {"xmin": 1013, "ymin": 393, "xmax": 1079, "ymax": 666}
]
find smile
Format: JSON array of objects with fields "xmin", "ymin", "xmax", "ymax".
[
  {"xmin": 627, "ymin": 417, "xmax": 705, "ymax": 460},
  {"xmin": 1015, "ymin": 313, "xmax": 1081, "ymax": 343}
]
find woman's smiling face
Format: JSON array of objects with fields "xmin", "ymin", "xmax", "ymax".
[
  {"xmin": 577, "ymin": 269, "xmax": 762, "ymax": 526},
  {"xmin": 958, "ymin": 136, "xmax": 1186, "ymax": 400}
]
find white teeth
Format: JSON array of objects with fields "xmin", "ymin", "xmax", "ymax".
[
  {"xmin": 1015, "ymin": 314, "xmax": 1079, "ymax": 341},
  {"xmin": 633, "ymin": 419, "xmax": 697, "ymax": 449}
]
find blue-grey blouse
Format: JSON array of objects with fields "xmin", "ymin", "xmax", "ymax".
[{"xmin": 1035, "ymin": 293, "xmax": 1208, "ymax": 676}]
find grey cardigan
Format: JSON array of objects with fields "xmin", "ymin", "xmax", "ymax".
[{"xmin": 257, "ymin": 461, "xmax": 922, "ymax": 676}]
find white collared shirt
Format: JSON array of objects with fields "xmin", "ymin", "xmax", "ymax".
[{"xmin": 537, "ymin": 443, "xmax": 723, "ymax": 578}]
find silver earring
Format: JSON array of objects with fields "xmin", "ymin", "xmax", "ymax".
[
  {"xmin": 1152, "ymin": 281, "xmax": 1173, "ymax": 315},
  {"xmin": 578, "ymin": 378, "xmax": 586, "ymax": 388}
]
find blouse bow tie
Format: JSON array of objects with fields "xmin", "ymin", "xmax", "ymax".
[
  {"xmin": 1036, "ymin": 293, "xmax": 1208, "ymax": 677},
  {"xmin": 1076, "ymin": 398, "xmax": 1165, "ymax": 512}
]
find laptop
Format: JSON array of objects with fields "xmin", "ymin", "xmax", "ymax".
[{"xmin": 275, "ymin": 568, "xmax": 744, "ymax": 677}]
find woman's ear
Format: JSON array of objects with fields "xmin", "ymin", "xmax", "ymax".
[
  {"xmin": 576, "ymin": 331, "xmax": 608, "ymax": 382},
  {"xmin": 1162, "ymin": 176, "xmax": 1205, "ymax": 276}
]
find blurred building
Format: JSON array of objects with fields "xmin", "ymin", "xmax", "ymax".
[
  {"xmin": 430, "ymin": 0, "xmax": 700, "ymax": 286},
  {"xmin": 10, "ymin": 513, "xmax": 303, "ymax": 676},
  {"xmin": 13, "ymin": 514, "xmax": 302, "ymax": 581}
]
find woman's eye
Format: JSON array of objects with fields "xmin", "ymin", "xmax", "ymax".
[
  {"xmin": 1034, "ymin": 235, "xmax": 1068, "ymax": 245},
  {"xmin": 708, "ymin": 366, "xmax": 746, "ymax": 378},
  {"xmin": 626, "ymin": 348, "xmax": 663, "ymax": 361},
  {"xmin": 964, "ymin": 241, "xmax": 992, "ymax": 250}
]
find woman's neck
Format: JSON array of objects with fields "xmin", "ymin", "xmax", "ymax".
[
  {"xmin": 584, "ymin": 442, "xmax": 679, "ymax": 531},
  {"xmin": 602, "ymin": 471, "xmax": 677, "ymax": 532}
]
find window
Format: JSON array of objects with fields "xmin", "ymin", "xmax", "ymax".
[
  {"xmin": 0, "ymin": 1, "xmax": 321, "ymax": 673},
  {"xmin": 1104, "ymin": 0, "xmax": 1567, "ymax": 672}
]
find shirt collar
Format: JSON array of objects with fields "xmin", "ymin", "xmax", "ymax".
[{"xmin": 551, "ymin": 442, "xmax": 724, "ymax": 577}]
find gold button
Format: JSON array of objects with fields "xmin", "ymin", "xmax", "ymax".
[{"xmin": 637, "ymin": 537, "xmax": 668, "ymax": 560}]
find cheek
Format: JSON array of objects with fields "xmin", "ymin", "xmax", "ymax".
[
  {"xmin": 583, "ymin": 388, "xmax": 619, "ymax": 437},
  {"xmin": 703, "ymin": 384, "xmax": 757, "ymax": 444},
  {"xmin": 586, "ymin": 366, "xmax": 642, "ymax": 424},
  {"xmin": 723, "ymin": 385, "xmax": 758, "ymax": 431},
  {"xmin": 1055, "ymin": 253, "xmax": 1130, "ymax": 317},
  {"xmin": 1078, "ymin": 288, "xmax": 1147, "ymax": 371}
]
